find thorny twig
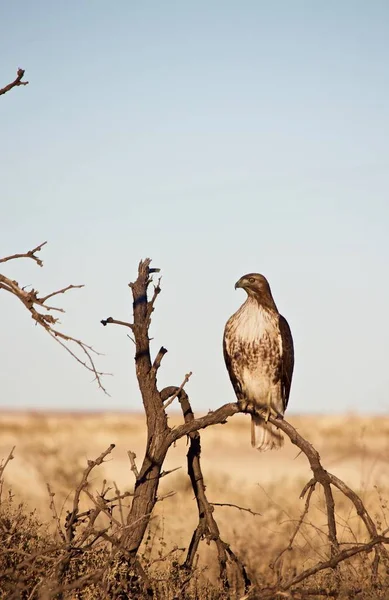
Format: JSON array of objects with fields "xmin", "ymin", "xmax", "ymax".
[{"xmin": 65, "ymin": 444, "xmax": 115, "ymax": 543}]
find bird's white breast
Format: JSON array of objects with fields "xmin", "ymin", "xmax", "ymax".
[{"xmin": 231, "ymin": 300, "xmax": 281, "ymax": 349}]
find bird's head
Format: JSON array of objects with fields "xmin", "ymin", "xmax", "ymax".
[{"xmin": 235, "ymin": 273, "xmax": 276, "ymax": 307}]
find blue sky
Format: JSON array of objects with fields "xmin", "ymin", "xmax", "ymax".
[{"xmin": 1, "ymin": 1, "xmax": 389, "ymax": 414}]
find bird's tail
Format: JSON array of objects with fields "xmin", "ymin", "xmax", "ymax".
[{"xmin": 251, "ymin": 414, "xmax": 283, "ymax": 451}]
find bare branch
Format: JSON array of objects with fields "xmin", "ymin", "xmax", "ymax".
[
  {"xmin": 127, "ymin": 450, "xmax": 139, "ymax": 480},
  {"xmin": 156, "ymin": 490, "xmax": 176, "ymax": 502},
  {"xmin": 282, "ymin": 535, "xmax": 389, "ymax": 590},
  {"xmin": 100, "ymin": 316, "xmax": 134, "ymax": 330},
  {"xmin": 39, "ymin": 284, "xmax": 84, "ymax": 304},
  {"xmin": 113, "ymin": 482, "xmax": 125, "ymax": 526},
  {"xmin": 211, "ymin": 502, "xmax": 262, "ymax": 517},
  {"xmin": 146, "ymin": 276, "xmax": 161, "ymax": 321},
  {"xmin": 0, "ymin": 242, "xmax": 107, "ymax": 391},
  {"xmin": 270, "ymin": 482, "xmax": 316, "ymax": 569},
  {"xmin": 0, "ymin": 68, "xmax": 29, "ymax": 96},
  {"xmin": 174, "ymin": 386, "xmax": 251, "ymax": 593},
  {"xmin": 109, "ymin": 259, "xmax": 172, "ymax": 564},
  {"xmin": 163, "ymin": 371, "xmax": 192, "ymax": 409},
  {"xmin": 65, "ymin": 444, "xmax": 115, "ymax": 544},
  {"xmin": 270, "ymin": 415, "xmax": 389, "ymax": 562},
  {"xmin": 83, "ymin": 488, "xmax": 122, "ymax": 529},
  {"xmin": 46, "ymin": 484, "xmax": 66, "ymax": 544},
  {"xmin": 160, "ymin": 466, "xmax": 181, "ymax": 478},
  {"xmin": 152, "ymin": 346, "xmax": 167, "ymax": 372},
  {"xmin": 0, "ymin": 241, "xmax": 46, "ymax": 265},
  {"xmin": 150, "ymin": 546, "xmax": 185, "ymax": 565},
  {"xmin": 105, "ymin": 489, "xmax": 134, "ymax": 504},
  {"xmin": 166, "ymin": 402, "xmax": 240, "ymax": 445},
  {"xmin": 0, "ymin": 446, "xmax": 15, "ymax": 480},
  {"xmin": 46, "ymin": 329, "xmax": 109, "ymax": 394}
]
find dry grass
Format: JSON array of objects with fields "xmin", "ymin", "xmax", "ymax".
[{"xmin": 1, "ymin": 410, "xmax": 389, "ymax": 598}]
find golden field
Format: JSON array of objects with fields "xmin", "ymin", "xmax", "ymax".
[{"xmin": 1, "ymin": 410, "xmax": 389, "ymax": 597}]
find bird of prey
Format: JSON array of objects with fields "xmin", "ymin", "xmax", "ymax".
[{"xmin": 223, "ymin": 273, "xmax": 294, "ymax": 451}]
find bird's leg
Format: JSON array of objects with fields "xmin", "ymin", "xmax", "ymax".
[
  {"xmin": 263, "ymin": 391, "xmax": 273, "ymax": 423},
  {"xmin": 238, "ymin": 397, "xmax": 250, "ymax": 413}
]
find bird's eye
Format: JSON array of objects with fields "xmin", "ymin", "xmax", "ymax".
[{"xmin": 248, "ymin": 277, "xmax": 255, "ymax": 283}]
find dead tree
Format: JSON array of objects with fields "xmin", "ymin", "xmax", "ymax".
[
  {"xmin": 101, "ymin": 260, "xmax": 249, "ymax": 594},
  {"xmin": 101, "ymin": 258, "xmax": 389, "ymax": 597},
  {"xmin": 2, "ymin": 252, "xmax": 389, "ymax": 597}
]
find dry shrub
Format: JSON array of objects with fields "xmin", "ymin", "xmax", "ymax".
[{"xmin": 2, "ymin": 434, "xmax": 389, "ymax": 599}]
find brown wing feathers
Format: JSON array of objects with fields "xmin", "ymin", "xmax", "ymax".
[
  {"xmin": 279, "ymin": 314, "xmax": 294, "ymax": 411},
  {"xmin": 223, "ymin": 337, "xmax": 243, "ymax": 401}
]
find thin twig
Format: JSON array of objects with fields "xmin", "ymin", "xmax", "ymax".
[
  {"xmin": 270, "ymin": 482, "xmax": 316, "ymax": 569},
  {"xmin": 46, "ymin": 329, "xmax": 109, "ymax": 394},
  {"xmin": 0, "ymin": 242, "xmax": 107, "ymax": 391},
  {"xmin": 281, "ymin": 535, "xmax": 389, "ymax": 590},
  {"xmin": 83, "ymin": 488, "xmax": 122, "ymax": 529},
  {"xmin": 150, "ymin": 546, "xmax": 185, "ymax": 565},
  {"xmin": 0, "ymin": 446, "xmax": 15, "ymax": 479},
  {"xmin": 113, "ymin": 482, "xmax": 125, "ymax": 526},
  {"xmin": 160, "ymin": 466, "xmax": 181, "ymax": 478},
  {"xmin": 146, "ymin": 276, "xmax": 161, "ymax": 321},
  {"xmin": 65, "ymin": 444, "xmax": 115, "ymax": 543},
  {"xmin": 211, "ymin": 502, "xmax": 262, "ymax": 517},
  {"xmin": 105, "ymin": 490, "xmax": 134, "ymax": 504},
  {"xmin": 156, "ymin": 491, "xmax": 176, "ymax": 502},
  {"xmin": 46, "ymin": 484, "xmax": 66, "ymax": 543},
  {"xmin": 163, "ymin": 372, "xmax": 192, "ymax": 409},
  {"xmin": 0, "ymin": 241, "xmax": 46, "ymax": 265},
  {"xmin": 40, "ymin": 284, "xmax": 84, "ymax": 304}
]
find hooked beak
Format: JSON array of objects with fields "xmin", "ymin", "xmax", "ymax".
[{"xmin": 235, "ymin": 278, "xmax": 243, "ymax": 290}]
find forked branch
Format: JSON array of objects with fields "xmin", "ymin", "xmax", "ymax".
[
  {"xmin": 256, "ymin": 414, "xmax": 389, "ymax": 595},
  {"xmin": 161, "ymin": 386, "xmax": 251, "ymax": 593},
  {"xmin": 0, "ymin": 242, "xmax": 107, "ymax": 391}
]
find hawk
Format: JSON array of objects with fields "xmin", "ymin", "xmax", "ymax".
[{"xmin": 223, "ymin": 273, "xmax": 294, "ymax": 451}]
